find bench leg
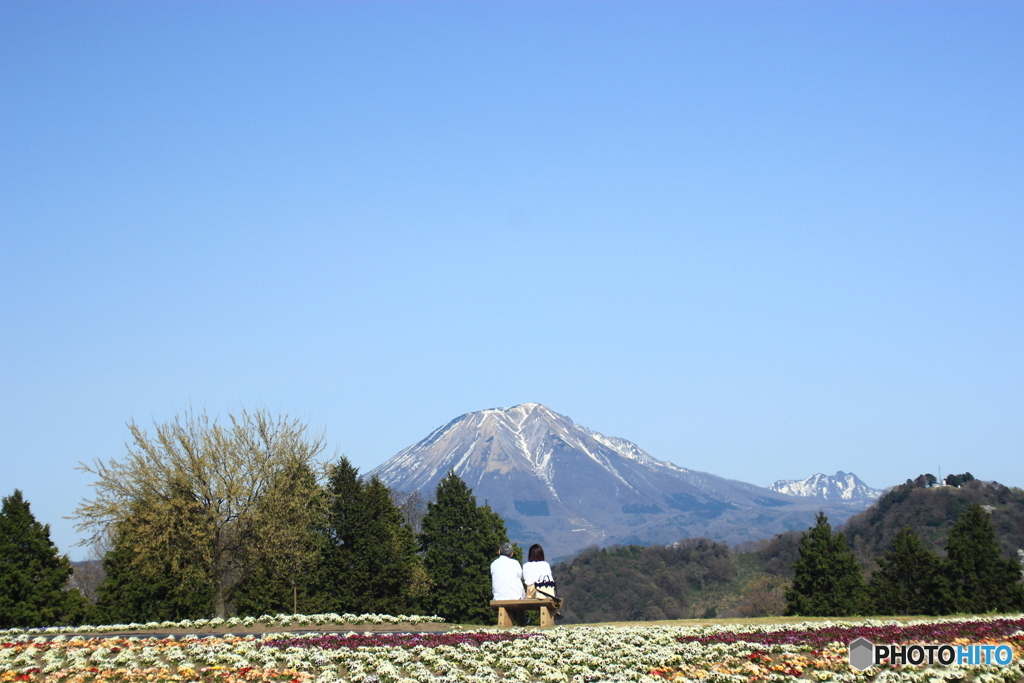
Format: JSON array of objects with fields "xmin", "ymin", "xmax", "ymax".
[
  {"xmin": 540, "ymin": 605, "xmax": 555, "ymax": 627},
  {"xmin": 496, "ymin": 607, "xmax": 528, "ymax": 627}
]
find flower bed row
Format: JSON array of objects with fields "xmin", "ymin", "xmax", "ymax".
[
  {"xmin": 2, "ymin": 615, "xmax": 1023, "ymax": 682},
  {"xmin": 676, "ymin": 616, "xmax": 1024, "ymax": 649},
  {"xmin": 263, "ymin": 633, "xmax": 535, "ymax": 651},
  {"xmin": 0, "ymin": 614, "xmax": 445, "ymax": 637}
]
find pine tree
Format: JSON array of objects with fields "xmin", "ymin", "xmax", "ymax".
[
  {"xmin": 94, "ymin": 494, "xmax": 214, "ymax": 623},
  {"xmin": 95, "ymin": 535, "xmax": 214, "ymax": 623},
  {"xmin": 323, "ymin": 457, "xmax": 370, "ymax": 612},
  {"xmin": 0, "ymin": 490, "xmax": 89, "ymax": 627},
  {"xmin": 321, "ymin": 459, "xmax": 427, "ymax": 615},
  {"xmin": 869, "ymin": 526, "xmax": 950, "ymax": 616},
  {"xmin": 354, "ymin": 478, "xmax": 428, "ymax": 615},
  {"xmin": 418, "ymin": 472, "xmax": 512, "ymax": 624},
  {"xmin": 785, "ymin": 512, "xmax": 868, "ymax": 616},
  {"xmin": 944, "ymin": 504, "xmax": 1024, "ymax": 613}
]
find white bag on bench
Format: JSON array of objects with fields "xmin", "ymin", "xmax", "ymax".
[{"xmin": 526, "ymin": 577, "xmax": 557, "ymax": 600}]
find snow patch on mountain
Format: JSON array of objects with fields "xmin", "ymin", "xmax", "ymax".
[{"xmin": 768, "ymin": 471, "xmax": 882, "ymax": 502}]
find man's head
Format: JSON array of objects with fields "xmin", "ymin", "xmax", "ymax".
[{"xmin": 498, "ymin": 542, "xmax": 515, "ymax": 557}]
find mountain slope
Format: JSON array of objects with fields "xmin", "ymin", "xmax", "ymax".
[{"xmin": 371, "ymin": 403, "xmax": 871, "ymax": 557}]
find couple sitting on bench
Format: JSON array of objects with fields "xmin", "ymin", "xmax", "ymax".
[{"xmin": 490, "ymin": 542, "xmax": 560, "ymax": 626}]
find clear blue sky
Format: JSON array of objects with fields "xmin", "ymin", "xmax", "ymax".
[{"xmin": 1, "ymin": 2, "xmax": 1021, "ymax": 559}]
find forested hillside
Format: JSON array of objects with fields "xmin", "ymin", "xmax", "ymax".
[
  {"xmin": 552, "ymin": 539, "xmax": 736, "ymax": 623},
  {"xmin": 550, "ymin": 536, "xmax": 806, "ymax": 623},
  {"xmin": 843, "ymin": 477, "xmax": 1024, "ymax": 568},
  {"xmin": 548, "ymin": 477, "xmax": 1024, "ymax": 623}
]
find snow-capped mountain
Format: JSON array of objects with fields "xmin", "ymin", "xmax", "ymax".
[
  {"xmin": 768, "ymin": 471, "xmax": 881, "ymax": 503},
  {"xmin": 371, "ymin": 403, "xmax": 871, "ymax": 557}
]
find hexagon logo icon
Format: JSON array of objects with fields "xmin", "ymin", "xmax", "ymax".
[{"xmin": 849, "ymin": 637, "xmax": 875, "ymax": 671}]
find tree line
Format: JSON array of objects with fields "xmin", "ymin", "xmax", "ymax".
[
  {"xmin": 551, "ymin": 477, "xmax": 1024, "ymax": 622},
  {"xmin": 5, "ymin": 415, "xmax": 1024, "ymax": 628},
  {"xmin": 0, "ymin": 409, "xmax": 514, "ymax": 628},
  {"xmin": 785, "ymin": 505, "xmax": 1024, "ymax": 617}
]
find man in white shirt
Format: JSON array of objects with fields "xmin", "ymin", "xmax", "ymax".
[{"xmin": 490, "ymin": 542, "xmax": 525, "ymax": 600}]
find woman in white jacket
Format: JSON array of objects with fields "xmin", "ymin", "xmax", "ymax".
[{"xmin": 522, "ymin": 543, "xmax": 555, "ymax": 598}]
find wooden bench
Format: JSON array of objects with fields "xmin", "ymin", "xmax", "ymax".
[{"xmin": 490, "ymin": 599, "xmax": 560, "ymax": 627}]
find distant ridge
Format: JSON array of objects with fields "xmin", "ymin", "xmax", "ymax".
[
  {"xmin": 768, "ymin": 471, "xmax": 882, "ymax": 503},
  {"xmin": 371, "ymin": 403, "xmax": 872, "ymax": 557}
]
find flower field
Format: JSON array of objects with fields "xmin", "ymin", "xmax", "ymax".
[
  {"xmin": 2, "ymin": 615, "xmax": 1023, "ymax": 683},
  {"xmin": 0, "ymin": 615, "xmax": 446, "ymax": 638}
]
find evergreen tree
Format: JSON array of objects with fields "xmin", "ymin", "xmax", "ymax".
[
  {"xmin": 785, "ymin": 512, "xmax": 868, "ymax": 616},
  {"xmin": 418, "ymin": 472, "xmax": 512, "ymax": 624},
  {"xmin": 94, "ymin": 534, "xmax": 213, "ymax": 623},
  {"xmin": 232, "ymin": 465, "xmax": 332, "ymax": 616},
  {"xmin": 943, "ymin": 504, "xmax": 1024, "ymax": 613},
  {"xmin": 323, "ymin": 457, "xmax": 370, "ymax": 612},
  {"xmin": 94, "ymin": 494, "xmax": 214, "ymax": 623},
  {"xmin": 944, "ymin": 472, "xmax": 975, "ymax": 488},
  {"xmin": 321, "ymin": 458, "xmax": 427, "ymax": 615},
  {"xmin": 868, "ymin": 526, "xmax": 950, "ymax": 615},
  {"xmin": 231, "ymin": 538, "xmax": 333, "ymax": 617},
  {"xmin": 0, "ymin": 490, "xmax": 89, "ymax": 627},
  {"xmin": 354, "ymin": 478, "xmax": 428, "ymax": 615}
]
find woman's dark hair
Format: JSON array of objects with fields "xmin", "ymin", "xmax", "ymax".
[{"xmin": 528, "ymin": 543, "xmax": 545, "ymax": 562}]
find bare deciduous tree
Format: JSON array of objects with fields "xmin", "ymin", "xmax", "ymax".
[
  {"xmin": 390, "ymin": 489, "xmax": 429, "ymax": 536},
  {"xmin": 737, "ymin": 573, "xmax": 790, "ymax": 617}
]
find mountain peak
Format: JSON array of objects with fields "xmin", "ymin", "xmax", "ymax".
[
  {"xmin": 475, "ymin": 402, "xmax": 557, "ymax": 426},
  {"xmin": 768, "ymin": 471, "xmax": 881, "ymax": 502},
  {"xmin": 370, "ymin": 405, "xmax": 871, "ymax": 557}
]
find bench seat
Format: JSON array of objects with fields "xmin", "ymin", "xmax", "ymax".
[{"xmin": 490, "ymin": 599, "xmax": 559, "ymax": 627}]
